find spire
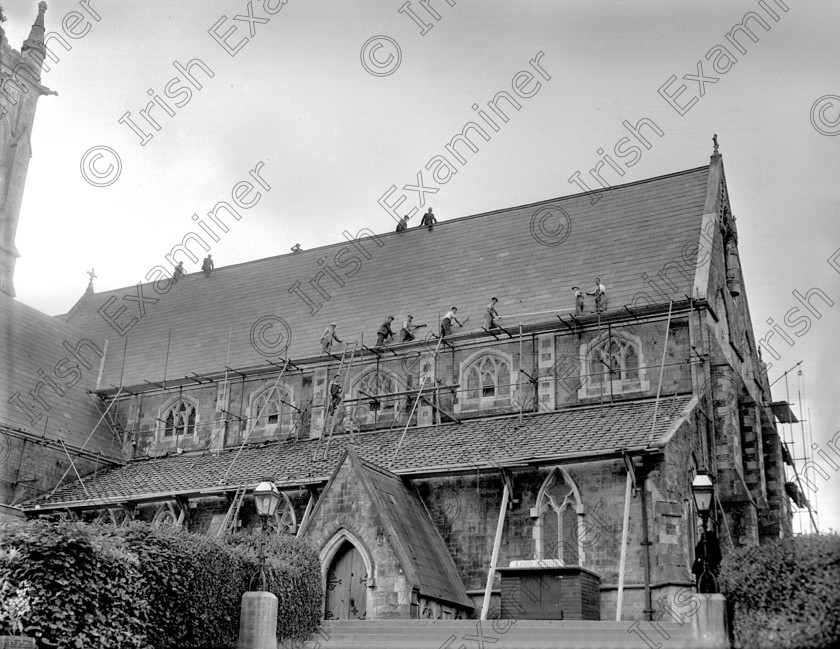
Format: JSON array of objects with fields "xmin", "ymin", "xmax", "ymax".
[{"xmin": 22, "ymin": 2, "xmax": 47, "ymax": 53}]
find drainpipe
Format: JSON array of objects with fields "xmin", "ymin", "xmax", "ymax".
[{"xmin": 640, "ymin": 471, "xmax": 653, "ymax": 621}]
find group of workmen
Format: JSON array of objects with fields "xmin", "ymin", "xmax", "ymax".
[
  {"xmin": 171, "ymin": 255, "xmax": 215, "ymax": 280},
  {"xmin": 318, "ymin": 279, "xmax": 607, "ymax": 356},
  {"xmin": 396, "ymin": 207, "xmax": 437, "ymax": 232}
]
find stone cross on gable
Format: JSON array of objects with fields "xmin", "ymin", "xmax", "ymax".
[
  {"xmin": 86, "ymin": 267, "xmax": 97, "ymax": 294},
  {"xmin": 713, "ymin": 133, "xmax": 719, "ymax": 153}
]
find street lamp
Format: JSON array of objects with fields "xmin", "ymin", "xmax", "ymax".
[
  {"xmin": 253, "ymin": 478, "xmax": 281, "ymax": 591},
  {"xmin": 691, "ymin": 471, "xmax": 719, "ymax": 594}
]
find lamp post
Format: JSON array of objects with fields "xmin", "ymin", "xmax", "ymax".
[
  {"xmin": 238, "ymin": 479, "xmax": 282, "ymax": 649},
  {"xmin": 691, "ymin": 471, "xmax": 719, "ymax": 594},
  {"xmin": 253, "ymin": 478, "xmax": 281, "ymax": 591}
]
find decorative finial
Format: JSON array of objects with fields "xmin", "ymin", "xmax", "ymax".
[
  {"xmin": 712, "ymin": 133, "xmax": 719, "ymax": 154},
  {"xmin": 22, "ymin": 1, "xmax": 47, "ymax": 52},
  {"xmin": 85, "ymin": 267, "xmax": 97, "ymax": 294}
]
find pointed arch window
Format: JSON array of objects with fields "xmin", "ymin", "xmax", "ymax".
[
  {"xmin": 351, "ymin": 370, "xmax": 402, "ymax": 427},
  {"xmin": 162, "ymin": 400, "xmax": 197, "ymax": 438},
  {"xmin": 250, "ymin": 384, "xmax": 295, "ymax": 439},
  {"xmin": 533, "ymin": 468, "xmax": 583, "ymax": 565},
  {"xmin": 264, "ymin": 493, "xmax": 297, "ymax": 535},
  {"xmin": 579, "ymin": 331, "xmax": 649, "ymax": 399},
  {"xmin": 457, "ymin": 351, "xmax": 513, "ymax": 412}
]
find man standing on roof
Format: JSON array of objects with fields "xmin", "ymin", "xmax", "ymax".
[
  {"xmin": 201, "ymin": 255, "xmax": 214, "ymax": 277},
  {"xmin": 440, "ymin": 307, "xmax": 462, "ymax": 338},
  {"xmin": 484, "ymin": 297, "xmax": 500, "ymax": 329},
  {"xmin": 396, "ymin": 214, "xmax": 410, "ymax": 233},
  {"xmin": 376, "ymin": 316, "xmax": 395, "ymax": 347},
  {"xmin": 400, "ymin": 315, "xmax": 426, "ymax": 342},
  {"xmin": 320, "ymin": 323, "xmax": 342, "ymax": 355},
  {"xmin": 587, "ymin": 278, "xmax": 607, "ymax": 313},
  {"xmin": 328, "ymin": 375, "xmax": 343, "ymax": 415},
  {"xmin": 573, "ymin": 286, "xmax": 585, "ymax": 316},
  {"xmin": 420, "ymin": 207, "xmax": 437, "ymax": 231},
  {"xmin": 173, "ymin": 261, "xmax": 186, "ymax": 280}
]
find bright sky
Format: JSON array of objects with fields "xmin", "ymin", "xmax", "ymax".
[{"xmin": 5, "ymin": 1, "xmax": 839, "ymax": 533}]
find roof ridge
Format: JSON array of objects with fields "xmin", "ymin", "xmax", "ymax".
[{"xmin": 77, "ymin": 165, "xmax": 710, "ymax": 299}]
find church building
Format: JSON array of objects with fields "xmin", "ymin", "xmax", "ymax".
[{"xmin": 2, "ymin": 3, "xmax": 794, "ymax": 628}]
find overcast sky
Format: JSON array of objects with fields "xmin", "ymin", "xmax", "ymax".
[{"xmin": 5, "ymin": 0, "xmax": 839, "ymax": 533}]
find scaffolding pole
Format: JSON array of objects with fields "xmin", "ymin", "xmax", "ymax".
[
  {"xmin": 648, "ymin": 299, "xmax": 673, "ymax": 446},
  {"xmin": 480, "ymin": 473, "xmax": 510, "ymax": 620},
  {"xmin": 615, "ymin": 468, "xmax": 633, "ymax": 621},
  {"xmin": 219, "ymin": 359, "xmax": 290, "ymax": 485},
  {"xmin": 48, "ymin": 387, "xmax": 124, "ymax": 498}
]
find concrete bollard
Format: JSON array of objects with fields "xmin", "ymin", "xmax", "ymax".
[
  {"xmin": 237, "ymin": 591, "xmax": 279, "ymax": 649},
  {"xmin": 692, "ymin": 593, "xmax": 730, "ymax": 648}
]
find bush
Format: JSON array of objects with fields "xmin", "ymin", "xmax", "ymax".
[
  {"xmin": 224, "ymin": 529, "xmax": 322, "ymax": 643},
  {"xmin": 720, "ymin": 533, "xmax": 840, "ymax": 649},
  {"xmin": 0, "ymin": 519, "xmax": 148, "ymax": 648},
  {"xmin": 0, "ymin": 518, "xmax": 322, "ymax": 649}
]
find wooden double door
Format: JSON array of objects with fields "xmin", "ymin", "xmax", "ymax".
[{"xmin": 325, "ymin": 541, "xmax": 367, "ymax": 620}]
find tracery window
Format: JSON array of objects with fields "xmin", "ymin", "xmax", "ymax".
[
  {"xmin": 578, "ymin": 331, "xmax": 649, "ymax": 398},
  {"xmin": 351, "ymin": 370, "xmax": 402, "ymax": 425},
  {"xmin": 162, "ymin": 400, "xmax": 197, "ymax": 438},
  {"xmin": 250, "ymin": 385, "xmax": 294, "ymax": 438},
  {"xmin": 533, "ymin": 468, "xmax": 582, "ymax": 565},
  {"xmin": 265, "ymin": 493, "xmax": 297, "ymax": 535},
  {"xmin": 458, "ymin": 351, "xmax": 513, "ymax": 412}
]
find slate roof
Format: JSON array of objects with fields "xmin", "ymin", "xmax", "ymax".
[
  {"xmin": 30, "ymin": 395, "xmax": 695, "ymax": 508},
  {"xmin": 61, "ymin": 167, "xmax": 711, "ymax": 389},
  {"xmin": 0, "ymin": 293, "xmax": 115, "ymax": 454},
  {"xmin": 307, "ymin": 449, "xmax": 473, "ymax": 608}
]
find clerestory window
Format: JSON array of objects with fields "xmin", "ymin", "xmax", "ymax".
[
  {"xmin": 457, "ymin": 351, "xmax": 513, "ymax": 412},
  {"xmin": 250, "ymin": 385, "xmax": 294, "ymax": 439},
  {"xmin": 350, "ymin": 370, "xmax": 403, "ymax": 426},
  {"xmin": 578, "ymin": 331, "xmax": 649, "ymax": 399},
  {"xmin": 162, "ymin": 400, "xmax": 197, "ymax": 438}
]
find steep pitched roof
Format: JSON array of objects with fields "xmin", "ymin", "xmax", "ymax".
[
  {"xmin": 61, "ymin": 167, "xmax": 711, "ymax": 388},
  {"xmin": 0, "ymin": 293, "xmax": 115, "ymax": 454},
  {"xmin": 303, "ymin": 448, "xmax": 473, "ymax": 608},
  {"xmin": 30, "ymin": 395, "xmax": 695, "ymax": 507}
]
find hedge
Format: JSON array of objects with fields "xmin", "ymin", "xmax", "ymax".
[
  {"xmin": 719, "ymin": 533, "xmax": 840, "ymax": 649},
  {"xmin": 0, "ymin": 518, "xmax": 322, "ymax": 649}
]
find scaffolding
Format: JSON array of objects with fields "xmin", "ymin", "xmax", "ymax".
[
  {"xmin": 315, "ymin": 339, "xmax": 360, "ymax": 461},
  {"xmin": 40, "ymin": 299, "xmax": 704, "ymax": 512}
]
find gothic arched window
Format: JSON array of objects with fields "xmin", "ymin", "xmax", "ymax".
[
  {"xmin": 458, "ymin": 351, "xmax": 513, "ymax": 412},
  {"xmin": 533, "ymin": 468, "xmax": 583, "ymax": 565},
  {"xmin": 264, "ymin": 493, "xmax": 297, "ymax": 535},
  {"xmin": 579, "ymin": 331, "xmax": 649, "ymax": 399},
  {"xmin": 351, "ymin": 370, "xmax": 402, "ymax": 426},
  {"xmin": 162, "ymin": 400, "xmax": 197, "ymax": 438},
  {"xmin": 250, "ymin": 385, "xmax": 294, "ymax": 439}
]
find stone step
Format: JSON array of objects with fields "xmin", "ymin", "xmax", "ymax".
[{"xmin": 301, "ymin": 620, "xmax": 700, "ymax": 649}]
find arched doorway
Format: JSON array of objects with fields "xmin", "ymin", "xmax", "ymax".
[{"xmin": 325, "ymin": 540, "xmax": 368, "ymax": 620}]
